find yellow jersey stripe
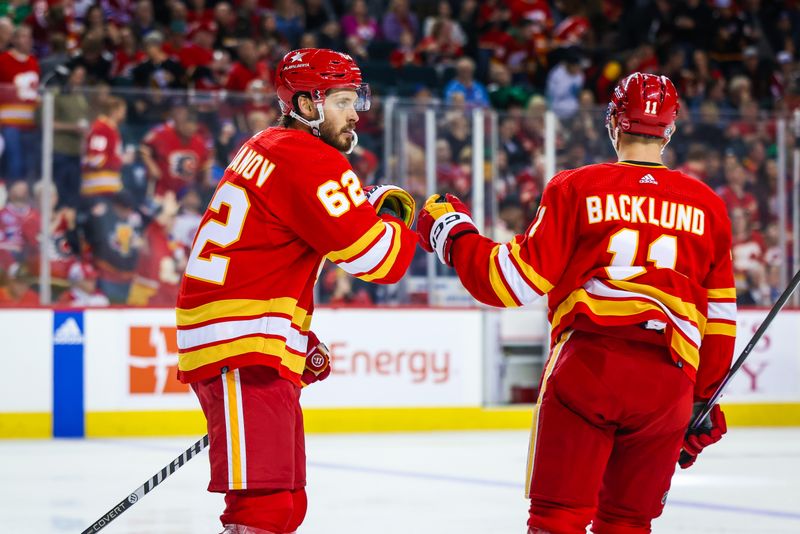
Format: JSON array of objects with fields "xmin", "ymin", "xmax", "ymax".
[
  {"xmin": 176, "ymin": 297, "xmax": 306, "ymax": 327},
  {"xmin": 606, "ymin": 279, "xmax": 706, "ymax": 331},
  {"xmin": 360, "ymin": 221, "xmax": 403, "ymax": 282},
  {"xmin": 705, "ymin": 322, "xmax": 737, "ymax": 337},
  {"xmin": 670, "ymin": 329, "xmax": 699, "ymax": 370},
  {"xmin": 707, "ymin": 287, "xmax": 736, "ymax": 300},
  {"xmin": 552, "ymin": 288, "xmax": 667, "ymax": 332},
  {"xmin": 326, "ymin": 220, "xmax": 385, "ymax": 262},
  {"xmin": 508, "ymin": 240, "xmax": 554, "ymax": 294},
  {"xmin": 615, "ymin": 161, "xmax": 666, "ymax": 168},
  {"xmin": 178, "ymin": 335, "xmax": 307, "ymax": 373},
  {"xmin": 489, "ymin": 245, "xmax": 519, "ymax": 307}
]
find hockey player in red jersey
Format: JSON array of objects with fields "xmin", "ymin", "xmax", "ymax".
[
  {"xmin": 418, "ymin": 73, "xmax": 736, "ymax": 533},
  {"xmin": 176, "ymin": 48, "xmax": 418, "ymax": 534}
]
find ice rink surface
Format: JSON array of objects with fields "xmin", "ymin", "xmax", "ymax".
[{"xmin": 2, "ymin": 428, "xmax": 799, "ymax": 533}]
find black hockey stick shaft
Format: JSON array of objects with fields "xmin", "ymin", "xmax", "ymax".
[
  {"xmin": 689, "ymin": 268, "xmax": 800, "ymax": 430},
  {"xmin": 81, "ymin": 434, "xmax": 209, "ymax": 534}
]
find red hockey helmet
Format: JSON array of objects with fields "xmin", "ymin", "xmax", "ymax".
[
  {"xmin": 274, "ymin": 48, "xmax": 370, "ymax": 115},
  {"xmin": 606, "ymin": 73, "xmax": 680, "ymax": 140}
]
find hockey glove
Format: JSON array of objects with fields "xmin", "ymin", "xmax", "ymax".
[
  {"xmin": 300, "ymin": 331, "xmax": 331, "ymax": 387},
  {"xmin": 678, "ymin": 403, "xmax": 727, "ymax": 469},
  {"xmin": 417, "ymin": 193, "xmax": 478, "ymax": 266},
  {"xmin": 363, "ymin": 184, "xmax": 416, "ymax": 228}
]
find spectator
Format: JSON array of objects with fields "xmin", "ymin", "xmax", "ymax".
[
  {"xmin": 424, "ymin": 0, "xmax": 466, "ymax": 48},
  {"xmin": 81, "ymin": 96, "xmax": 128, "ymax": 199},
  {"xmin": 0, "ymin": 181, "xmax": 38, "ymax": 265},
  {"xmin": 29, "ymin": 181, "xmax": 79, "ymax": 283},
  {"xmin": 127, "ymin": 192, "xmax": 185, "ymax": 306},
  {"xmin": 110, "ymin": 25, "xmax": 145, "ymax": 79},
  {"xmin": 225, "ymin": 38, "xmax": 271, "ymax": 96},
  {"xmin": 730, "ymin": 206, "xmax": 766, "ymax": 305},
  {"xmin": 130, "ymin": 0, "xmax": 157, "ymax": 40},
  {"xmin": 58, "ymin": 261, "xmax": 110, "ymax": 306},
  {"xmin": 382, "ymin": 0, "xmax": 418, "ymax": 45},
  {"xmin": 51, "ymin": 64, "xmax": 89, "ymax": 210},
  {"xmin": 444, "ymin": 56, "xmax": 489, "ymax": 108},
  {"xmin": 67, "ymin": 30, "xmax": 114, "ymax": 85},
  {"xmin": 389, "ymin": 29, "xmax": 420, "ymax": 68},
  {"xmin": 131, "ymin": 31, "xmax": 186, "ymax": 90},
  {"xmin": 273, "ymin": 0, "xmax": 305, "ymax": 48},
  {"xmin": 545, "ymin": 47, "xmax": 585, "ymax": 119},
  {"xmin": 39, "ymin": 32, "xmax": 70, "ymax": 81},
  {"xmin": 341, "ymin": 0, "xmax": 380, "ymax": 47},
  {"xmin": 304, "ymin": 0, "xmax": 336, "ymax": 33},
  {"xmin": 416, "ymin": 18, "xmax": 463, "ymax": 68},
  {"xmin": 172, "ymin": 187, "xmax": 203, "ymax": 250},
  {"xmin": 488, "ymin": 62, "xmax": 532, "ymax": 110},
  {"xmin": 82, "ymin": 190, "xmax": 143, "ymax": 303},
  {"xmin": 716, "ymin": 158, "xmax": 760, "ymax": 227},
  {"xmin": 0, "ymin": 25, "xmax": 40, "ymax": 183},
  {"xmin": 0, "ymin": 262, "xmax": 38, "ymax": 305},
  {"xmin": 0, "ymin": 16, "xmax": 13, "ymax": 51},
  {"xmin": 140, "ymin": 107, "xmax": 212, "ymax": 198},
  {"xmin": 213, "ymin": 2, "xmax": 241, "ymax": 50}
]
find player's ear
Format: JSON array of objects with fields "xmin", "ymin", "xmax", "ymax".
[{"xmin": 297, "ymin": 94, "xmax": 316, "ymax": 119}]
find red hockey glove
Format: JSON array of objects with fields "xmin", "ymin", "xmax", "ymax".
[
  {"xmin": 417, "ymin": 193, "xmax": 478, "ymax": 266},
  {"xmin": 363, "ymin": 184, "xmax": 416, "ymax": 228},
  {"xmin": 300, "ymin": 331, "xmax": 331, "ymax": 387},
  {"xmin": 679, "ymin": 403, "xmax": 727, "ymax": 469}
]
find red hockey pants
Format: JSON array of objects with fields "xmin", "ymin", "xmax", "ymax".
[{"xmin": 525, "ymin": 330, "xmax": 694, "ymax": 534}]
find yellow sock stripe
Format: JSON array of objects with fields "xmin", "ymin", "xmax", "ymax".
[
  {"xmin": 360, "ymin": 221, "xmax": 403, "ymax": 282},
  {"xmin": 326, "ymin": 220, "xmax": 385, "ymax": 262},
  {"xmin": 525, "ymin": 332, "xmax": 571, "ymax": 497},
  {"xmin": 226, "ymin": 371, "xmax": 243, "ymax": 490},
  {"xmin": 489, "ymin": 245, "xmax": 519, "ymax": 307}
]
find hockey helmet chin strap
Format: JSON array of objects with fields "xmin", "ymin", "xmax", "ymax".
[{"xmin": 289, "ymin": 103, "xmax": 359, "ymax": 154}]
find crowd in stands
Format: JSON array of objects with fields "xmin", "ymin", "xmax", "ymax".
[{"xmin": 0, "ymin": 0, "xmax": 797, "ymax": 307}]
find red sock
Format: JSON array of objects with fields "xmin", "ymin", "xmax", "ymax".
[
  {"xmin": 284, "ymin": 488, "xmax": 307, "ymax": 532},
  {"xmin": 222, "ymin": 489, "xmax": 294, "ymax": 532}
]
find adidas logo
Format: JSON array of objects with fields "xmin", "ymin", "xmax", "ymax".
[
  {"xmin": 54, "ymin": 317, "xmax": 83, "ymax": 345},
  {"xmin": 639, "ymin": 174, "xmax": 658, "ymax": 185}
]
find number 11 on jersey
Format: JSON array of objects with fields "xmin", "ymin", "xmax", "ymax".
[{"xmin": 607, "ymin": 228, "xmax": 677, "ymax": 280}]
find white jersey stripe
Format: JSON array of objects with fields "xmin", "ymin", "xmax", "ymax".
[
  {"xmin": 336, "ymin": 222, "xmax": 394, "ymax": 275},
  {"xmin": 497, "ymin": 245, "xmax": 538, "ymax": 305},
  {"xmin": 584, "ymin": 278, "xmax": 702, "ymax": 347},
  {"xmin": 707, "ymin": 301, "xmax": 736, "ymax": 322},
  {"xmin": 177, "ymin": 315, "xmax": 308, "ymax": 354}
]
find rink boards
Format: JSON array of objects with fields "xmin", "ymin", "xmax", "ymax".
[{"xmin": 1, "ymin": 307, "xmax": 799, "ymax": 438}]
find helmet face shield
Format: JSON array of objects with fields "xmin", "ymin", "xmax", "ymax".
[{"xmin": 354, "ymin": 83, "xmax": 371, "ymax": 112}]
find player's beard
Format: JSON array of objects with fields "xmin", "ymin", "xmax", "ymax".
[{"xmin": 320, "ymin": 120, "xmax": 356, "ymax": 153}]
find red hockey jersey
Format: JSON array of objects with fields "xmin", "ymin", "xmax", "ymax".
[
  {"xmin": 453, "ymin": 161, "xmax": 737, "ymax": 400},
  {"xmin": 176, "ymin": 127, "xmax": 418, "ymax": 384},
  {"xmin": 0, "ymin": 51, "xmax": 40, "ymax": 128},
  {"xmin": 142, "ymin": 123, "xmax": 212, "ymax": 196},
  {"xmin": 82, "ymin": 118, "xmax": 124, "ymax": 196}
]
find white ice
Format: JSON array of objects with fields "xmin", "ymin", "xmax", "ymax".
[{"xmin": 1, "ymin": 429, "xmax": 799, "ymax": 533}]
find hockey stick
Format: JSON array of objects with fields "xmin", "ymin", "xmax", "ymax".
[
  {"xmin": 81, "ymin": 434, "xmax": 209, "ymax": 533},
  {"xmin": 678, "ymin": 268, "xmax": 800, "ymax": 464}
]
